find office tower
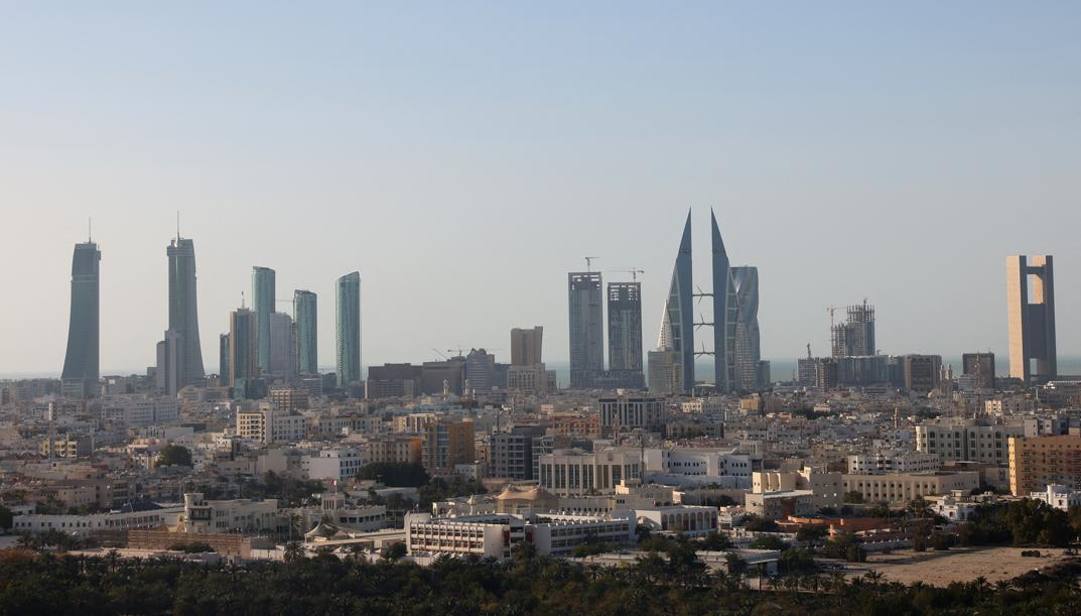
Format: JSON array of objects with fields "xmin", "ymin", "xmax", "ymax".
[
  {"xmin": 961, "ymin": 352, "xmax": 996, "ymax": 390},
  {"xmin": 647, "ymin": 350, "xmax": 679, "ymax": 395},
  {"xmin": 219, "ymin": 333, "xmax": 230, "ymax": 384},
  {"xmin": 293, "ymin": 290, "xmax": 318, "ymax": 375},
  {"xmin": 607, "ymin": 282, "xmax": 643, "ymax": 372},
  {"xmin": 510, "ymin": 326, "xmax": 543, "ymax": 366},
  {"xmin": 465, "ymin": 348, "xmax": 496, "ymax": 393},
  {"xmin": 166, "ymin": 237, "xmax": 205, "ymax": 386},
  {"xmin": 268, "ymin": 312, "xmax": 296, "ymax": 380},
  {"xmin": 902, "ymin": 354, "xmax": 942, "ymax": 393},
  {"xmin": 658, "ymin": 212, "xmax": 694, "ymax": 393},
  {"xmin": 60, "ymin": 241, "xmax": 101, "ymax": 398},
  {"xmin": 730, "ymin": 266, "xmax": 761, "ymax": 391},
  {"xmin": 228, "ymin": 308, "xmax": 257, "ymax": 389},
  {"xmin": 336, "ymin": 271, "xmax": 361, "ymax": 388},
  {"xmin": 711, "ymin": 210, "xmax": 737, "ymax": 392},
  {"xmin": 1006, "ymin": 255, "xmax": 1057, "ymax": 382},
  {"xmin": 568, "ymin": 271, "xmax": 604, "ymax": 388},
  {"xmin": 156, "ymin": 329, "xmax": 183, "ymax": 395},
  {"xmin": 252, "ymin": 266, "xmax": 276, "ymax": 374},
  {"xmin": 831, "ymin": 301, "xmax": 876, "ymax": 358}
]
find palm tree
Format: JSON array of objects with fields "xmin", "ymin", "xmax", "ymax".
[{"xmin": 863, "ymin": 569, "xmax": 884, "ymax": 587}]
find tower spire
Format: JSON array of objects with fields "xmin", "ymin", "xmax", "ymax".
[{"xmin": 176, "ymin": 210, "xmax": 181, "ymax": 241}]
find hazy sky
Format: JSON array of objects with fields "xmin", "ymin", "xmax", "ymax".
[{"xmin": 2, "ymin": 2, "xmax": 1079, "ymax": 375}]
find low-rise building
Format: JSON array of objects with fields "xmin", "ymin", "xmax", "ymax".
[{"xmin": 841, "ymin": 471, "xmax": 981, "ymax": 504}]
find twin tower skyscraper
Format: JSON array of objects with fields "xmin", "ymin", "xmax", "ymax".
[{"xmin": 651, "ymin": 209, "xmax": 765, "ymax": 394}]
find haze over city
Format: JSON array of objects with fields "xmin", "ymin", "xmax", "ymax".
[{"xmin": 3, "ymin": 2, "xmax": 1080, "ymax": 375}]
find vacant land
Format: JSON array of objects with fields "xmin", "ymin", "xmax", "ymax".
[{"xmin": 842, "ymin": 547, "xmax": 1070, "ymax": 585}]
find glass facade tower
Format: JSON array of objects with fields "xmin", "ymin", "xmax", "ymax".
[
  {"xmin": 336, "ymin": 271, "xmax": 361, "ymax": 387},
  {"xmin": 61, "ymin": 241, "xmax": 101, "ymax": 398}
]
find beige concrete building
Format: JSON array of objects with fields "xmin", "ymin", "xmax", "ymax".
[
  {"xmin": 1008, "ymin": 434, "xmax": 1081, "ymax": 495},
  {"xmin": 841, "ymin": 471, "xmax": 980, "ymax": 504},
  {"xmin": 1006, "ymin": 255, "xmax": 1057, "ymax": 382}
]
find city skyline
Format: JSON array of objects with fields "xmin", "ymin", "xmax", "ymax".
[{"xmin": 3, "ymin": 4, "xmax": 1080, "ymax": 374}]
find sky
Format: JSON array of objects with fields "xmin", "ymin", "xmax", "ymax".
[{"xmin": 1, "ymin": 2, "xmax": 1079, "ymax": 376}]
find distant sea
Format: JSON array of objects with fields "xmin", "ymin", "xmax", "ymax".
[{"xmin": 6, "ymin": 356, "xmax": 1081, "ymax": 385}]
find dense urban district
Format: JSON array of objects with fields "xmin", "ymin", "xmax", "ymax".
[{"xmin": 2, "ymin": 211, "xmax": 1080, "ymax": 614}]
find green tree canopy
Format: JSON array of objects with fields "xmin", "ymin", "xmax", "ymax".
[{"xmin": 157, "ymin": 445, "xmax": 193, "ymax": 467}]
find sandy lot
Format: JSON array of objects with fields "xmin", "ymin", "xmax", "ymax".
[{"xmin": 840, "ymin": 546, "xmax": 1070, "ymax": 586}]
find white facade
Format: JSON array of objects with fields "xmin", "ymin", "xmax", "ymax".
[
  {"xmin": 643, "ymin": 447, "xmax": 753, "ymax": 479},
  {"xmin": 537, "ymin": 448, "xmax": 642, "ymax": 496},
  {"xmin": 405, "ymin": 512, "xmax": 634, "ymax": 559},
  {"xmin": 305, "ymin": 447, "xmax": 365, "ymax": 482},
  {"xmin": 1030, "ymin": 484, "xmax": 1081, "ymax": 511},
  {"xmin": 915, "ymin": 421, "xmax": 1024, "ymax": 465},
  {"xmin": 847, "ymin": 450, "xmax": 941, "ymax": 474},
  {"xmin": 10, "ymin": 506, "xmax": 185, "ymax": 534},
  {"xmin": 101, "ymin": 396, "xmax": 180, "ymax": 427},
  {"xmin": 633, "ymin": 505, "xmax": 718, "ymax": 536},
  {"xmin": 177, "ymin": 492, "xmax": 282, "ymax": 534}
]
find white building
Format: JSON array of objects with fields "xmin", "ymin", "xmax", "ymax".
[
  {"xmin": 1030, "ymin": 484, "xmax": 1081, "ymax": 511},
  {"xmin": 915, "ymin": 421, "xmax": 1024, "ymax": 465},
  {"xmin": 537, "ymin": 447, "xmax": 643, "ymax": 496},
  {"xmin": 405, "ymin": 512, "xmax": 635, "ymax": 559},
  {"xmin": 643, "ymin": 447, "xmax": 753, "ymax": 479},
  {"xmin": 305, "ymin": 447, "xmax": 365, "ymax": 482},
  {"xmin": 176, "ymin": 493, "xmax": 282, "ymax": 534},
  {"xmin": 101, "ymin": 396, "xmax": 179, "ymax": 427},
  {"xmin": 10, "ymin": 505, "xmax": 185, "ymax": 534},
  {"xmin": 847, "ymin": 450, "xmax": 941, "ymax": 474},
  {"xmin": 634, "ymin": 505, "xmax": 718, "ymax": 536}
]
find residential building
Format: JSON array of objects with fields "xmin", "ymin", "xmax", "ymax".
[
  {"xmin": 236, "ymin": 407, "xmax": 307, "ymax": 444},
  {"xmin": 305, "ymin": 447, "xmax": 365, "ymax": 482},
  {"xmin": 1030, "ymin": 484, "xmax": 1081, "ymax": 511},
  {"xmin": 1008, "ymin": 434, "xmax": 1081, "ymax": 495},
  {"xmin": 489, "ymin": 425, "xmax": 546, "ymax": 480},
  {"xmin": 510, "ymin": 326, "xmax": 543, "ymax": 366},
  {"xmin": 847, "ymin": 450, "xmax": 941, "ymax": 474},
  {"xmin": 915, "ymin": 420, "xmax": 1023, "ymax": 465},
  {"xmin": 268, "ymin": 311, "xmax": 296, "ymax": 380},
  {"xmin": 961, "ymin": 352, "xmax": 996, "ymax": 390},
  {"xmin": 421, "ymin": 419, "xmax": 476, "ymax": 473}
]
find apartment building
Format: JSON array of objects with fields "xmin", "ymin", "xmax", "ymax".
[{"xmin": 1008, "ymin": 434, "xmax": 1081, "ymax": 495}]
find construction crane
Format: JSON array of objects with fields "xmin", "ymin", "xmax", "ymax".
[
  {"xmin": 584, "ymin": 256, "xmax": 599, "ymax": 272},
  {"xmin": 607, "ymin": 268, "xmax": 645, "ymax": 281}
]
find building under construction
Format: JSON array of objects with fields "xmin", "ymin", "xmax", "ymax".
[{"xmin": 831, "ymin": 301, "xmax": 876, "ymax": 358}]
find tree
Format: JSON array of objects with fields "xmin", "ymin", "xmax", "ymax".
[
  {"xmin": 844, "ymin": 491, "xmax": 865, "ymax": 504},
  {"xmin": 356, "ymin": 462, "xmax": 429, "ymax": 487},
  {"xmin": 699, "ymin": 531, "xmax": 732, "ymax": 551},
  {"xmin": 749, "ymin": 535, "xmax": 788, "ymax": 551},
  {"xmin": 381, "ymin": 542, "xmax": 407, "ymax": 561},
  {"xmin": 157, "ymin": 445, "xmax": 193, "ymax": 467},
  {"xmin": 0, "ymin": 505, "xmax": 13, "ymax": 532}
]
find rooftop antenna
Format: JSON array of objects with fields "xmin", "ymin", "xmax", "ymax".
[
  {"xmin": 176, "ymin": 210, "xmax": 181, "ymax": 241},
  {"xmin": 584, "ymin": 256, "xmax": 598, "ymax": 272},
  {"xmin": 241, "ymin": 290, "xmax": 246, "ymax": 309},
  {"xmin": 88, "ymin": 217, "xmax": 92, "ymax": 242}
]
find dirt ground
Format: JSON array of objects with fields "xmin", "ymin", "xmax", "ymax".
[{"xmin": 841, "ymin": 546, "xmax": 1070, "ymax": 586}]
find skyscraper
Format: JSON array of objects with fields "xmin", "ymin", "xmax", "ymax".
[
  {"xmin": 228, "ymin": 307, "xmax": 256, "ymax": 389},
  {"xmin": 568, "ymin": 272, "xmax": 604, "ymax": 388},
  {"xmin": 711, "ymin": 210, "xmax": 736, "ymax": 392},
  {"xmin": 219, "ymin": 333, "xmax": 230, "ymax": 384},
  {"xmin": 1006, "ymin": 255, "xmax": 1057, "ymax": 382},
  {"xmin": 831, "ymin": 301, "xmax": 876, "ymax": 358},
  {"xmin": 510, "ymin": 326, "xmax": 543, "ymax": 366},
  {"xmin": 166, "ymin": 237, "xmax": 205, "ymax": 387},
  {"xmin": 268, "ymin": 311, "xmax": 296, "ymax": 380},
  {"xmin": 961, "ymin": 352, "xmax": 996, "ymax": 390},
  {"xmin": 607, "ymin": 282, "xmax": 643, "ymax": 372},
  {"xmin": 252, "ymin": 266, "xmax": 276, "ymax": 374},
  {"xmin": 293, "ymin": 290, "xmax": 318, "ymax": 375},
  {"xmin": 60, "ymin": 241, "xmax": 101, "ymax": 398},
  {"xmin": 657, "ymin": 212, "xmax": 694, "ymax": 393},
  {"xmin": 336, "ymin": 271, "xmax": 361, "ymax": 388},
  {"xmin": 730, "ymin": 266, "xmax": 761, "ymax": 391},
  {"xmin": 656, "ymin": 209, "xmax": 747, "ymax": 394}
]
